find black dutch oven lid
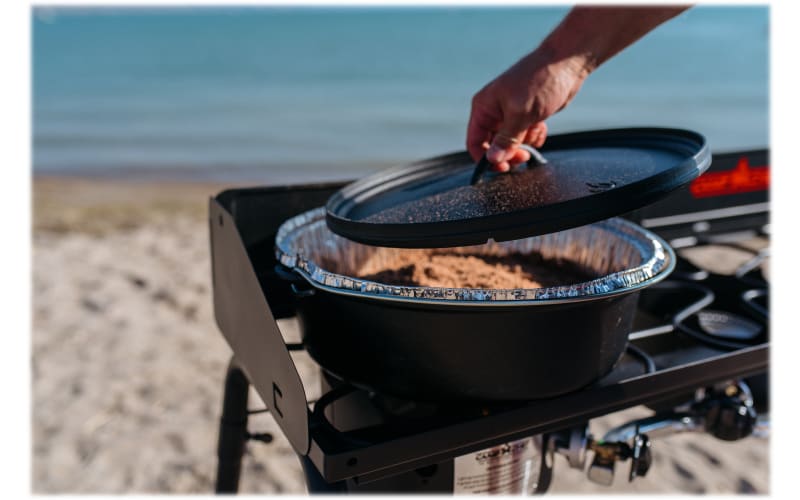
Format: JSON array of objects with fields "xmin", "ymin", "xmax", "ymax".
[{"xmin": 325, "ymin": 127, "xmax": 711, "ymax": 248}]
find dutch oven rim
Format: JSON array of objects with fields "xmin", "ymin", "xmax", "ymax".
[{"xmin": 276, "ymin": 208, "xmax": 676, "ymax": 308}]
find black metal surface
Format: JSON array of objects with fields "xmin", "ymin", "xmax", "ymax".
[
  {"xmin": 295, "ymin": 286, "xmax": 638, "ymax": 401},
  {"xmin": 216, "ymin": 183, "xmax": 346, "ymax": 319},
  {"xmin": 209, "ymin": 148, "xmax": 769, "ymax": 491},
  {"xmin": 742, "ymin": 289, "xmax": 768, "ymax": 321},
  {"xmin": 207, "ymin": 150, "xmax": 768, "ymax": 321},
  {"xmin": 470, "ymin": 146, "xmax": 549, "ymax": 185},
  {"xmin": 629, "ymin": 433, "xmax": 652, "ymax": 482},
  {"xmin": 215, "ymin": 360, "xmax": 250, "ymax": 493},
  {"xmin": 300, "ymin": 455, "xmax": 347, "ymax": 493},
  {"xmin": 326, "ymin": 128, "xmax": 710, "ymax": 248},
  {"xmin": 310, "ymin": 370, "xmax": 555, "ymax": 493},
  {"xmin": 307, "ymin": 344, "xmax": 767, "ymax": 484},
  {"xmin": 673, "ymin": 272, "xmax": 768, "ymax": 351},
  {"xmin": 631, "ymin": 149, "xmax": 769, "ymax": 243},
  {"xmin": 291, "ymin": 251, "xmax": 769, "ymax": 485},
  {"xmin": 469, "ymin": 153, "xmax": 492, "ymax": 185},
  {"xmin": 209, "ymin": 198, "xmax": 310, "ymax": 454}
]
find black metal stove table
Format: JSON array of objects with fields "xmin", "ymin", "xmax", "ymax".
[{"xmin": 209, "ymin": 149, "xmax": 769, "ymax": 493}]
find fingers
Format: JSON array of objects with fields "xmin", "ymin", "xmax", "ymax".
[
  {"xmin": 466, "ymin": 97, "xmax": 501, "ymax": 162},
  {"xmin": 466, "ymin": 113, "xmax": 489, "ymax": 162},
  {"xmin": 489, "ymin": 148, "xmax": 530, "ymax": 173},
  {"xmin": 487, "ymin": 121, "xmax": 547, "ymax": 172},
  {"xmin": 486, "ymin": 100, "xmax": 531, "ymax": 165},
  {"xmin": 486, "ymin": 129, "xmax": 527, "ymax": 166},
  {"xmin": 466, "ymin": 94, "xmax": 549, "ymax": 170},
  {"xmin": 523, "ymin": 122, "xmax": 548, "ymax": 148},
  {"xmin": 534, "ymin": 122, "xmax": 548, "ymax": 147},
  {"xmin": 508, "ymin": 148, "xmax": 532, "ymax": 164}
]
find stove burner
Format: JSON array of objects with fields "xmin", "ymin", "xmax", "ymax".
[
  {"xmin": 697, "ymin": 309, "xmax": 763, "ymax": 340},
  {"xmin": 742, "ymin": 289, "xmax": 768, "ymax": 320}
]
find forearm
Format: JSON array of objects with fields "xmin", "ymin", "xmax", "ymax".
[
  {"xmin": 467, "ymin": 5, "xmax": 691, "ymax": 164},
  {"xmin": 536, "ymin": 6, "xmax": 691, "ymax": 76}
]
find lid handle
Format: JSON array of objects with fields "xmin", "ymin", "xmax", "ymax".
[{"xmin": 470, "ymin": 145, "xmax": 548, "ymax": 185}]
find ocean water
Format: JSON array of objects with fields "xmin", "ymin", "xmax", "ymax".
[{"xmin": 32, "ymin": 6, "xmax": 769, "ymax": 182}]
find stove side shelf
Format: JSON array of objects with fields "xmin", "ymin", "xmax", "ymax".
[{"xmin": 209, "ymin": 197, "xmax": 310, "ymax": 455}]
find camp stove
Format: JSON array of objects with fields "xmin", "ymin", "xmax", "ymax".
[{"xmin": 209, "ymin": 148, "xmax": 769, "ymax": 494}]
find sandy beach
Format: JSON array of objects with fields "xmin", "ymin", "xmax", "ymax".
[{"xmin": 31, "ymin": 175, "xmax": 769, "ymax": 494}]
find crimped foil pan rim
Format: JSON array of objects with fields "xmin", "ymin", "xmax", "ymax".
[{"xmin": 275, "ymin": 207, "xmax": 676, "ymax": 306}]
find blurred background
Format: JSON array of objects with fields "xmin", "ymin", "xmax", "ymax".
[
  {"xmin": 33, "ymin": 6, "xmax": 768, "ymax": 181},
  {"xmin": 31, "ymin": 5, "xmax": 769, "ymax": 494}
]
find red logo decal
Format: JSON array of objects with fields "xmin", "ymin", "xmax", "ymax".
[{"xmin": 689, "ymin": 156, "xmax": 769, "ymax": 198}]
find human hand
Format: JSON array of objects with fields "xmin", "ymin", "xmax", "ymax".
[
  {"xmin": 466, "ymin": 5, "xmax": 690, "ymax": 172},
  {"xmin": 466, "ymin": 50, "xmax": 591, "ymax": 172}
]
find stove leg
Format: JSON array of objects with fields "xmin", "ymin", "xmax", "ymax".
[{"xmin": 215, "ymin": 358, "xmax": 250, "ymax": 493}]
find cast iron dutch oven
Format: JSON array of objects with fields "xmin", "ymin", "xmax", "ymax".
[{"xmin": 274, "ymin": 128, "xmax": 710, "ymax": 402}]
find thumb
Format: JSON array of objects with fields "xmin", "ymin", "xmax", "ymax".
[{"xmin": 486, "ymin": 111, "xmax": 530, "ymax": 165}]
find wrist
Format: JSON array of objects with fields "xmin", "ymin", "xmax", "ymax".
[
  {"xmin": 534, "ymin": 36, "xmax": 596, "ymax": 81},
  {"xmin": 518, "ymin": 42, "xmax": 593, "ymax": 90}
]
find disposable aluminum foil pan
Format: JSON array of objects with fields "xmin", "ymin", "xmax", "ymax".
[{"xmin": 275, "ymin": 207, "xmax": 675, "ymax": 306}]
